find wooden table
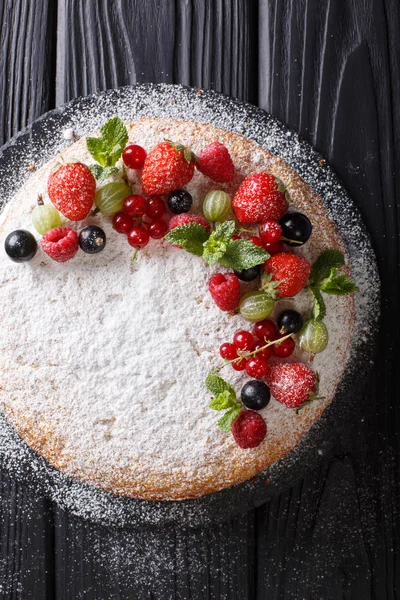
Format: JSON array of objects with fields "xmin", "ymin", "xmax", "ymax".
[{"xmin": 0, "ymin": 1, "xmax": 399, "ymax": 597}]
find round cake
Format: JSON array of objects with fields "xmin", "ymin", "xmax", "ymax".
[{"xmin": 0, "ymin": 117, "xmax": 356, "ymax": 501}]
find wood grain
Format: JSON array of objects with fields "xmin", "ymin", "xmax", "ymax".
[
  {"xmin": 0, "ymin": 0, "xmax": 55, "ymax": 146},
  {"xmin": 1, "ymin": 0, "xmax": 399, "ymax": 597}
]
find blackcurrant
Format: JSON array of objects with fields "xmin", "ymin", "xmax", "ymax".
[
  {"xmin": 234, "ymin": 265, "xmax": 261, "ymax": 282},
  {"xmin": 279, "ymin": 212, "xmax": 312, "ymax": 246},
  {"xmin": 5, "ymin": 230, "xmax": 37, "ymax": 262},
  {"xmin": 277, "ymin": 309, "xmax": 304, "ymax": 334},
  {"xmin": 241, "ymin": 380, "xmax": 271, "ymax": 411},
  {"xmin": 79, "ymin": 226, "xmax": 106, "ymax": 254},
  {"xmin": 167, "ymin": 189, "xmax": 193, "ymax": 214}
]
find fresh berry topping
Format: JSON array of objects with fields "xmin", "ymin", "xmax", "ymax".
[
  {"xmin": 167, "ymin": 189, "xmax": 193, "ymax": 214},
  {"xmin": 112, "ymin": 212, "xmax": 134, "ymax": 234},
  {"xmin": 169, "ymin": 213, "xmax": 211, "ymax": 232},
  {"xmin": 263, "ymin": 240, "xmax": 285, "ymax": 255},
  {"xmin": 273, "ymin": 337, "xmax": 295, "ymax": 358},
  {"xmin": 219, "ymin": 342, "xmax": 238, "ymax": 360},
  {"xmin": 241, "ymin": 380, "xmax": 271, "ymax": 410},
  {"xmin": 128, "ymin": 227, "xmax": 149, "ymax": 248},
  {"xmin": 259, "ymin": 220, "xmax": 282, "ymax": 244},
  {"xmin": 266, "ymin": 363, "xmax": 318, "ymax": 408},
  {"xmin": 141, "ymin": 141, "xmax": 195, "ymax": 196},
  {"xmin": 299, "ymin": 319, "xmax": 329, "ymax": 354},
  {"xmin": 231, "ymin": 234, "xmax": 242, "ymax": 241},
  {"xmin": 41, "ymin": 227, "xmax": 79, "ymax": 262},
  {"xmin": 148, "ymin": 220, "xmax": 168, "ymax": 239},
  {"xmin": 202, "ymin": 190, "xmax": 232, "ymax": 222},
  {"xmin": 231, "ymin": 358, "xmax": 248, "ymax": 371},
  {"xmin": 122, "ymin": 144, "xmax": 147, "ymax": 169},
  {"xmin": 208, "ymin": 273, "xmax": 241, "ymax": 312},
  {"xmin": 239, "ymin": 291, "xmax": 275, "ymax": 322},
  {"xmin": 245, "ymin": 357, "xmax": 270, "ymax": 379},
  {"xmin": 232, "ymin": 173, "xmax": 289, "ymax": 224},
  {"xmin": 280, "ymin": 212, "xmax": 312, "ymax": 246},
  {"xmin": 263, "ymin": 253, "xmax": 311, "ymax": 298},
  {"xmin": 145, "ymin": 197, "xmax": 165, "ymax": 221},
  {"xmin": 248, "ymin": 236, "xmax": 264, "ymax": 248},
  {"xmin": 196, "ymin": 142, "xmax": 235, "ymax": 183},
  {"xmin": 253, "ymin": 319, "xmax": 278, "ymax": 342},
  {"xmin": 123, "ymin": 195, "xmax": 148, "ymax": 217},
  {"xmin": 4, "ymin": 230, "xmax": 37, "ymax": 263},
  {"xmin": 233, "ymin": 330, "xmax": 255, "ymax": 351},
  {"xmin": 233, "ymin": 265, "xmax": 261, "ymax": 282},
  {"xmin": 231, "ymin": 410, "xmax": 267, "ymax": 449},
  {"xmin": 32, "ymin": 204, "xmax": 61, "ymax": 235},
  {"xmin": 95, "ymin": 182, "xmax": 131, "ymax": 216},
  {"xmin": 48, "ymin": 163, "xmax": 96, "ymax": 221},
  {"xmin": 79, "ymin": 226, "xmax": 106, "ymax": 254},
  {"xmin": 254, "ymin": 343, "xmax": 273, "ymax": 360},
  {"xmin": 278, "ymin": 309, "xmax": 304, "ymax": 334}
]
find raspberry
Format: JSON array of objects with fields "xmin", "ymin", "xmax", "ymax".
[
  {"xmin": 231, "ymin": 410, "xmax": 267, "ymax": 449},
  {"xmin": 41, "ymin": 227, "xmax": 79, "ymax": 262},
  {"xmin": 169, "ymin": 213, "xmax": 211, "ymax": 232},
  {"xmin": 196, "ymin": 142, "xmax": 235, "ymax": 183},
  {"xmin": 208, "ymin": 273, "xmax": 241, "ymax": 312}
]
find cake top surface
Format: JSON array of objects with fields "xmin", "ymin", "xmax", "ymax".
[{"xmin": 0, "ymin": 116, "xmax": 358, "ymax": 500}]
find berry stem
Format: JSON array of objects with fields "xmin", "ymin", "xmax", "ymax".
[
  {"xmin": 280, "ymin": 236, "xmax": 303, "ymax": 245},
  {"xmin": 37, "ymin": 194, "xmax": 44, "ymax": 206},
  {"xmin": 217, "ymin": 332, "xmax": 294, "ymax": 371}
]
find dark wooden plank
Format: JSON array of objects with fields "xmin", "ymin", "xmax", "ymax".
[
  {"xmin": 0, "ymin": 0, "xmax": 55, "ymax": 145},
  {"xmin": 55, "ymin": 0, "xmax": 258, "ymax": 105},
  {"xmin": 258, "ymin": 0, "xmax": 400, "ymax": 597}
]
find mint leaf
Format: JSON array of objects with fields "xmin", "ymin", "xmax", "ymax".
[
  {"xmin": 309, "ymin": 249, "xmax": 345, "ymax": 287},
  {"xmin": 219, "ymin": 239, "xmax": 269, "ymax": 271},
  {"xmin": 209, "ymin": 390, "xmax": 236, "ymax": 410},
  {"xmin": 88, "ymin": 164, "xmax": 119, "ymax": 182},
  {"xmin": 202, "ymin": 221, "xmax": 235, "ymax": 266},
  {"xmin": 206, "ymin": 372, "xmax": 235, "ymax": 397},
  {"xmin": 320, "ymin": 269, "xmax": 359, "ymax": 295},
  {"xmin": 86, "ymin": 116, "xmax": 128, "ymax": 167},
  {"xmin": 218, "ymin": 406, "xmax": 242, "ymax": 432},
  {"xmin": 310, "ymin": 287, "xmax": 326, "ymax": 321},
  {"xmin": 165, "ymin": 223, "xmax": 210, "ymax": 256}
]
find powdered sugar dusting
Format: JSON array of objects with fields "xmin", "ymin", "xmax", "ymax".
[{"xmin": 0, "ymin": 85, "xmax": 379, "ymax": 527}]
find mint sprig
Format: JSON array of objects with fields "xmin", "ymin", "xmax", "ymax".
[
  {"xmin": 88, "ymin": 164, "xmax": 119, "ymax": 182},
  {"xmin": 203, "ymin": 221, "xmax": 235, "ymax": 265},
  {"xmin": 165, "ymin": 223, "xmax": 210, "ymax": 256},
  {"xmin": 206, "ymin": 372, "xmax": 241, "ymax": 432},
  {"xmin": 86, "ymin": 116, "xmax": 128, "ymax": 167},
  {"xmin": 165, "ymin": 220, "xmax": 269, "ymax": 271},
  {"xmin": 308, "ymin": 249, "xmax": 358, "ymax": 321}
]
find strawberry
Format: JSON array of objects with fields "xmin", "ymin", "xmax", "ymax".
[
  {"xmin": 196, "ymin": 141, "xmax": 235, "ymax": 183},
  {"xmin": 209, "ymin": 273, "xmax": 241, "ymax": 312},
  {"xmin": 47, "ymin": 163, "xmax": 96, "ymax": 221},
  {"xmin": 232, "ymin": 172, "xmax": 289, "ymax": 224},
  {"xmin": 266, "ymin": 363, "xmax": 318, "ymax": 408},
  {"xmin": 168, "ymin": 213, "xmax": 211, "ymax": 232},
  {"xmin": 262, "ymin": 252, "xmax": 311, "ymax": 298},
  {"xmin": 41, "ymin": 227, "xmax": 79, "ymax": 262},
  {"xmin": 141, "ymin": 141, "xmax": 195, "ymax": 196},
  {"xmin": 231, "ymin": 410, "xmax": 267, "ymax": 448}
]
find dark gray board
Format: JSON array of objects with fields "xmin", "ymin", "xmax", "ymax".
[{"xmin": 0, "ymin": 1, "xmax": 399, "ymax": 598}]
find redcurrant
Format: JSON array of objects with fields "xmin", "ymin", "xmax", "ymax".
[
  {"xmin": 232, "ymin": 358, "xmax": 247, "ymax": 371},
  {"xmin": 148, "ymin": 220, "xmax": 168, "ymax": 239},
  {"xmin": 112, "ymin": 212, "xmax": 134, "ymax": 234},
  {"xmin": 146, "ymin": 197, "xmax": 165, "ymax": 220},
  {"xmin": 233, "ymin": 330, "xmax": 255, "ymax": 351},
  {"xmin": 245, "ymin": 357, "xmax": 270, "ymax": 379},
  {"xmin": 259, "ymin": 220, "xmax": 282, "ymax": 244},
  {"xmin": 219, "ymin": 343, "xmax": 238, "ymax": 360},
  {"xmin": 123, "ymin": 195, "xmax": 148, "ymax": 217},
  {"xmin": 253, "ymin": 320, "xmax": 278, "ymax": 342},
  {"xmin": 273, "ymin": 337, "xmax": 295, "ymax": 358},
  {"xmin": 122, "ymin": 144, "xmax": 147, "ymax": 169},
  {"xmin": 128, "ymin": 227, "xmax": 149, "ymax": 248}
]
